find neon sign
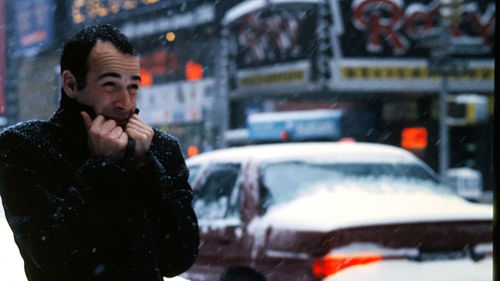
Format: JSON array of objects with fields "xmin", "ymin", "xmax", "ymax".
[
  {"xmin": 72, "ymin": 0, "xmax": 159, "ymax": 24},
  {"xmin": 231, "ymin": 6, "xmax": 317, "ymax": 68},
  {"xmin": 351, "ymin": 0, "xmax": 495, "ymax": 55}
]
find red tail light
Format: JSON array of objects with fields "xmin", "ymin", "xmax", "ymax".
[{"xmin": 313, "ymin": 254, "xmax": 382, "ymax": 278}]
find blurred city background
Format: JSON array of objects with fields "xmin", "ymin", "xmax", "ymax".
[{"xmin": 0, "ymin": 0, "xmax": 494, "ymax": 201}]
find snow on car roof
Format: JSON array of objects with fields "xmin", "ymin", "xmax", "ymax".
[{"xmin": 187, "ymin": 142, "xmax": 419, "ymax": 165}]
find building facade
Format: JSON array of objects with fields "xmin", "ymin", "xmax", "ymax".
[{"xmin": 220, "ymin": 0, "xmax": 494, "ymax": 192}]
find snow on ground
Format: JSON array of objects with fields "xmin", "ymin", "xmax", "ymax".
[{"xmin": 0, "ymin": 217, "xmax": 27, "ymax": 281}]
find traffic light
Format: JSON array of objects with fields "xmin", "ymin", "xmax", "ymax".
[{"xmin": 440, "ymin": 0, "xmax": 463, "ymax": 25}]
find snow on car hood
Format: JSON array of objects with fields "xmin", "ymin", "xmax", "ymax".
[{"xmin": 249, "ymin": 182, "xmax": 492, "ymax": 232}]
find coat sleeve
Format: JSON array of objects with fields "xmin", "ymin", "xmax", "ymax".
[
  {"xmin": 132, "ymin": 131, "xmax": 199, "ymax": 277},
  {"xmin": 0, "ymin": 128, "xmax": 138, "ymax": 279}
]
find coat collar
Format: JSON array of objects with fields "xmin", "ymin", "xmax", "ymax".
[
  {"xmin": 50, "ymin": 93, "xmax": 93, "ymax": 139},
  {"xmin": 50, "ymin": 93, "xmax": 141, "ymax": 138}
]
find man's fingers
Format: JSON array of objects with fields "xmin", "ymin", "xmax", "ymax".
[
  {"xmin": 126, "ymin": 123, "xmax": 151, "ymax": 136},
  {"xmin": 124, "ymin": 114, "xmax": 153, "ymax": 158},
  {"xmin": 126, "ymin": 115, "xmax": 154, "ymax": 136},
  {"xmin": 127, "ymin": 115, "xmax": 148, "ymax": 128},
  {"xmin": 101, "ymin": 119, "xmax": 118, "ymax": 132},
  {"xmin": 82, "ymin": 113, "xmax": 130, "ymax": 161},
  {"xmin": 118, "ymin": 131, "xmax": 128, "ymax": 146},
  {"xmin": 125, "ymin": 127, "xmax": 150, "ymax": 158},
  {"xmin": 129, "ymin": 114, "xmax": 141, "ymax": 122},
  {"xmin": 126, "ymin": 127, "xmax": 148, "ymax": 140},
  {"xmin": 93, "ymin": 115, "xmax": 106, "ymax": 125},
  {"xmin": 110, "ymin": 125, "xmax": 124, "ymax": 138},
  {"xmin": 80, "ymin": 111, "xmax": 93, "ymax": 131}
]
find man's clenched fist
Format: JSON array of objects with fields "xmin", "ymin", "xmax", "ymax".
[
  {"xmin": 81, "ymin": 112, "xmax": 153, "ymax": 162},
  {"xmin": 125, "ymin": 114, "xmax": 154, "ymax": 159}
]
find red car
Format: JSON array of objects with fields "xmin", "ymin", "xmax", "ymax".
[{"xmin": 184, "ymin": 142, "xmax": 492, "ymax": 281}]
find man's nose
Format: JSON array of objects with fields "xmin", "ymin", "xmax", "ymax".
[{"xmin": 114, "ymin": 88, "xmax": 133, "ymax": 111}]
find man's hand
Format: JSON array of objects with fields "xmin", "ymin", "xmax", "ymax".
[
  {"xmin": 125, "ymin": 114, "xmax": 154, "ymax": 159},
  {"xmin": 81, "ymin": 112, "xmax": 128, "ymax": 162}
]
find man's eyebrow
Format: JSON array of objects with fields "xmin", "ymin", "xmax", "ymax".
[
  {"xmin": 97, "ymin": 72, "xmax": 141, "ymax": 82},
  {"xmin": 97, "ymin": 72, "xmax": 121, "ymax": 80}
]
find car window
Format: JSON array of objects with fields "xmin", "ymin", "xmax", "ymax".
[
  {"xmin": 260, "ymin": 161, "xmax": 449, "ymax": 210},
  {"xmin": 187, "ymin": 165, "xmax": 201, "ymax": 185},
  {"xmin": 193, "ymin": 164, "xmax": 241, "ymax": 220}
]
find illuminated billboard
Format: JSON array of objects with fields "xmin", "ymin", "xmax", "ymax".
[
  {"xmin": 340, "ymin": 0, "xmax": 494, "ymax": 58},
  {"xmin": 229, "ymin": 4, "xmax": 318, "ymax": 68},
  {"xmin": 14, "ymin": 0, "xmax": 55, "ymax": 53}
]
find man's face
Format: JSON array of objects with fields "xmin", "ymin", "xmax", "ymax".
[{"xmin": 75, "ymin": 40, "xmax": 141, "ymax": 126}]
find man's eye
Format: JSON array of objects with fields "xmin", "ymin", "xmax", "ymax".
[
  {"xmin": 102, "ymin": 82, "xmax": 116, "ymax": 87},
  {"xmin": 128, "ymin": 84, "xmax": 139, "ymax": 90}
]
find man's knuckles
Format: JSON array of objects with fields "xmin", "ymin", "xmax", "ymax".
[{"xmin": 129, "ymin": 130, "xmax": 153, "ymax": 143}]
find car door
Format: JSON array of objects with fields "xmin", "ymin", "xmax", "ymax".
[{"xmin": 188, "ymin": 163, "xmax": 246, "ymax": 280}]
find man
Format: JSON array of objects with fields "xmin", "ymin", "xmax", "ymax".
[{"xmin": 0, "ymin": 24, "xmax": 199, "ymax": 281}]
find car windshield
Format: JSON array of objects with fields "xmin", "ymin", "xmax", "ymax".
[{"xmin": 261, "ymin": 161, "xmax": 448, "ymax": 207}]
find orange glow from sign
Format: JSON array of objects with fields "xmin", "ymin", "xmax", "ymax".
[
  {"xmin": 140, "ymin": 68, "xmax": 153, "ymax": 87},
  {"xmin": 401, "ymin": 127, "xmax": 428, "ymax": 149},
  {"xmin": 187, "ymin": 145, "xmax": 199, "ymax": 158},
  {"xmin": 185, "ymin": 60, "xmax": 203, "ymax": 81},
  {"xmin": 20, "ymin": 30, "xmax": 47, "ymax": 47}
]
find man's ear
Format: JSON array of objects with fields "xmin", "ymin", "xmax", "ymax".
[{"xmin": 62, "ymin": 70, "xmax": 78, "ymax": 99}]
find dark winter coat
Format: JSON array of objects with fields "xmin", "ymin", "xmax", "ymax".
[{"xmin": 0, "ymin": 95, "xmax": 199, "ymax": 281}]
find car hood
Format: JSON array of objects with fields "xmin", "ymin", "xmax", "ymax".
[{"xmin": 250, "ymin": 184, "xmax": 492, "ymax": 232}]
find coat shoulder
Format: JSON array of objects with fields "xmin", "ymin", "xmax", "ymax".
[
  {"xmin": 151, "ymin": 129, "xmax": 182, "ymax": 153},
  {"xmin": 0, "ymin": 120, "xmax": 57, "ymax": 152},
  {"xmin": 150, "ymin": 129, "xmax": 188, "ymax": 174},
  {"xmin": 152, "ymin": 129, "xmax": 179, "ymax": 144}
]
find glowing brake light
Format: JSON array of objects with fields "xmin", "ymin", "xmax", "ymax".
[{"xmin": 312, "ymin": 254, "xmax": 382, "ymax": 278}]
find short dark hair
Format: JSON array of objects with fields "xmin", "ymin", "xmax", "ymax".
[{"xmin": 60, "ymin": 24, "xmax": 136, "ymax": 91}]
